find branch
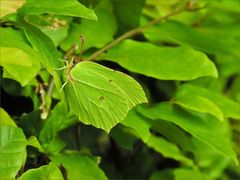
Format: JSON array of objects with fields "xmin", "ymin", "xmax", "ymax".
[{"xmin": 86, "ymin": 8, "xmax": 184, "ymax": 61}]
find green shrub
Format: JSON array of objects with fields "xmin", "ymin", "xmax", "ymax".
[{"xmin": 0, "ymin": 0, "xmax": 239, "ymax": 179}]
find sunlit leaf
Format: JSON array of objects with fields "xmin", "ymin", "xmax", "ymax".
[
  {"xmin": 18, "ymin": 20, "xmax": 63, "ymax": 91},
  {"xmin": 19, "ymin": 163, "xmax": 64, "ymax": 180},
  {"xmin": 51, "ymin": 153, "xmax": 107, "ymax": 180},
  {"xmin": 25, "ymin": 15, "xmax": 72, "ymax": 46},
  {"xmin": 175, "ymin": 84, "xmax": 240, "ymax": 120},
  {"xmin": 0, "ymin": 27, "xmax": 40, "ymax": 86},
  {"xmin": 174, "ymin": 88, "xmax": 224, "ymax": 121},
  {"xmin": 27, "ymin": 136, "xmax": 44, "ymax": 152},
  {"xmin": 102, "ymin": 40, "xmax": 218, "ymax": 80},
  {"xmin": 0, "ymin": 47, "xmax": 40, "ymax": 86},
  {"xmin": 0, "ymin": 108, "xmax": 16, "ymax": 127},
  {"xmin": 0, "ymin": 0, "xmax": 25, "ymax": 17},
  {"xmin": 18, "ymin": 0, "xmax": 97, "ymax": 20},
  {"xmin": 121, "ymin": 108, "xmax": 151, "ymax": 142},
  {"xmin": 174, "ymin": 168, "xmax": 211, "ymax": 180},
  {"xmin": 0, "ymin": 126, "xmax": 27, "ymax": 179}
]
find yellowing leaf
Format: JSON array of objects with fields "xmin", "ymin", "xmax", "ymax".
[{"xmin": 0, "ymin": 0, "xmax": 25, "ymax": 17}]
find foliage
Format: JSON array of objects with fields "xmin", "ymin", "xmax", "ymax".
[{"xmin": 0, "ymin": 0, "xmax": 239, "ymax": 179}]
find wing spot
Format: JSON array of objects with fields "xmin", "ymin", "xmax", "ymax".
[
  {"xmin": 100, "ymin": 96, "xmax": 105, "ymax": 101},
  {"xmin": 109, "ymin": 79, "xmax": 112, "ymax": 82}
]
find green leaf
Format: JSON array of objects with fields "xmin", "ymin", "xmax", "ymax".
[
  {"xmin": 25, "ymin": 15, "xmax": 73, "ymax": 46},
  {"xmin": 0, "ymin": 47, "xmax": 40, "ymax": 86},
  {"xmin": 65, "ymin": 61, "xmax": 147, "ymax": 132},
  {"xmin": 18, "ymin": 110, "xmax": 43, "ymax": 138},
  {"xmin": 151, "ymin": 120, "xmax": 194, "ymax": 153},
  {"xmin": 192, "ymin": 138, "xmax": 231, "ymax": 179},
  {"xmin": 144, "ymin": 20, "xmax": 236, "ymax": 56},
  {"xmin": 146, "ymin": 135, "xmax": 193, "ymax": 166},
  {"xmin": 208, "ymin": 0, "xmax": 240, "ymax": 13},
  {"xmin": 229, "ymin": 75, "xmax": 240, "ymax": 102},
  {"xmin": 27, "ymin": 136, "xmax": 44, "ymax": 152},
  {"xmin": 150, "ymin": 169, "xmax": 174, "ymax": 180},
  {"xmin": 175, "ymin": 84, "xmax": 240, "ymax": 120},
  {"xmin": 18, "ymin": 20, "xmax": 62, "ymax": 72},
  {"xmin": 111, "ymin": 0, "xmax": 146, "ymax": 32},
  {"xmin": 121, "ymin": 108, "xmax": 151, "ymax": 143},
  {"xmin": 39, "ymin": 101, "xmax": 76, "ymax": 153},
  {"xmin": 18, "ymin": 0, "xmax": 97, "ymax": 20},
  {"xmin": 174, "ymin": 90, "xmax": 224, "ymax": 121},
  {"xmin": 61, "ymin": 0, "xmax": 117, "ymax": 51},
  {"xmin": 110, "ymin": 124, "xmax": 138, "ymax": 150},
  {"xmin": 138, "ymin": 103, "xmax": 238, "ymax": 164},
  {"xmin": 51, "ymin": 153, "xmax": 107, "ymax": 180},
  {"xmin": 0, "ymin": 126, "xmax": 27, "ymax": 179},
  {"xmin": 0, "ymin": 0, "xmax": 25, "ymax": 17},
  {"xmin": 18, "ymin": 20, "xmax": 63, "ymax": 91},
  {"xmin": 174, "ymin": 168, "xmax": 211, "ymax": 180},
  {"xmin": 0, "ymin": 108, "xmax": 16, "ymax": 127},
  {"xmin": 19, "ymin": 163, "xmax": 64, "ymax": 180},
  {"xmin": 0, "ymin": 27, "xmax": 41, "ymax": 86},
  {"xmin": 102, "ymin": 40, "xmax": 218, "ymax": 80},
  {"xmin": 42, "ymin": 137, "xmax": 66, "ymax": 155}
]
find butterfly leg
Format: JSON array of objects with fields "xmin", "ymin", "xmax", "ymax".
[
  {"xmin": 55, "ymin": 66, "xmax": 68, "ymax": 70},
  {"xmin": 55, "ymin": 58, "xmax": 69, "ymax": 70},
  {"xmin": 60, "ymin": 80, "xmax": 69, "ymax": 92}
]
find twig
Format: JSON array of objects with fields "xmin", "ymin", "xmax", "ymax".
[
  {"xmin": 86, "ymin": 3, "xmax": 205, "ymax": 61},
  {"xmin": 86, "ymin": 8, "xmax": 184, "ymax": 61},
  {"xmin": 46, "ymin": 3, "xmax": 204, "ymax": 96}
]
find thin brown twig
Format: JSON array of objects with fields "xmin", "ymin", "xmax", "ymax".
[
  {"xmin": 85, "ymin": 8, "xmax": 184, "ymax": 61},
  {"xmin": 46, "ymin": 3, "xmax": 204, "ymax": 96},
  {"xmin": 86, "ymin": 4, "xmax": 205, "ymax": 61}
]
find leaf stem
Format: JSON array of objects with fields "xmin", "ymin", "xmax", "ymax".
[{"xmin": 86, "ymin": 8, "xmax": 184, "ymax": 61}]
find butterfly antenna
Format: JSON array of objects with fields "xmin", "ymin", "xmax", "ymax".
[{"xmin": 60, "ymin": 80, "xmax": 69, "ymax": 92}]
